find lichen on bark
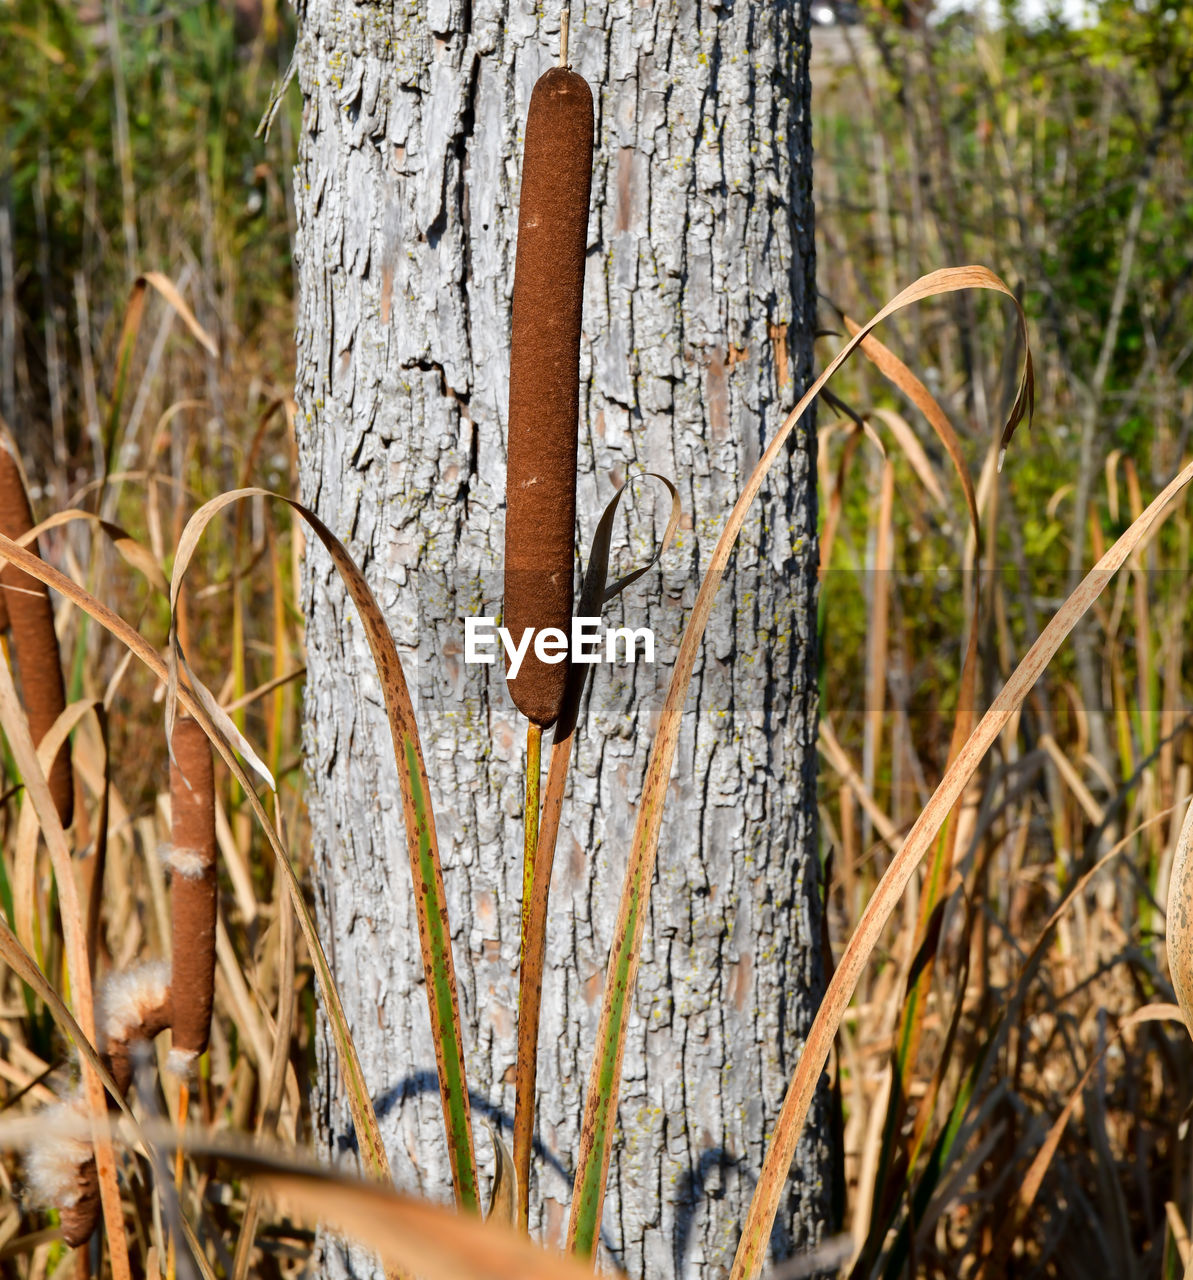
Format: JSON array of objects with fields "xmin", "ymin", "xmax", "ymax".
[{"xmin": 292, "ymin": 0, "xmax": 828, "ymax": 1274}]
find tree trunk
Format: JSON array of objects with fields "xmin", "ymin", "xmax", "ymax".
[{"xmin": 292, "ymin": 0, "xmax": 829, "ymax": 1275}]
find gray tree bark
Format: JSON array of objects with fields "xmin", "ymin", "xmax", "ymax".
[{"xmin": 291, "ymin": 0, "xmax": 829, "ymax": 1275}]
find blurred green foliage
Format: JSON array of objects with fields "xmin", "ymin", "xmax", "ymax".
[
  {"xmin": 816, "ymin": 0, "xmax": 1193, "ymax": 772},
  {"xmin": 1, "ymin": 0, "xmax": 298, "ymax": 474}
]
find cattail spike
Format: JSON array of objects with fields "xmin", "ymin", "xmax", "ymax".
[
  {"xmin": 168, "ymin": 716, "xmax": 217, "ymax": 1066},
  {"xmin": 0, "ymin": 439, "xmax": 73, "ymax": 826},
  {"xmin": 23, "ymin": 1098, "xmax": 100, "ymax": 1248},
  {"xmin": 29, "ymin": 962, "xmax": 174, "ymax": 1246},
  {"xmin": 97, "ymin": 960, "xmax": 173, "ymax": 1095},
  {"xmin": 503, "ymin": 63, "xmax": 594, "ymax": 728}
]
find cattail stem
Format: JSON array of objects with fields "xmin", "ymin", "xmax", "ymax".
[
  {"xmin": 505, "ymin": 36, "xmax": 593, "ymax": 1232},
  {"xmin": 167, "ymin": 1079, "xmax": 188, "ymax": 1280},
  {"xmin": 514, "ymin": 722, "xmax": 543, "ymax": 1230},
  {"xmin": 520, "ymin": 724, "xmax": 542, "ymax": 956}
]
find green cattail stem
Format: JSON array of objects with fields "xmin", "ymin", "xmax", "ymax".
[
  {"xmin": 520, "ymin": 723, "xmax": 542, "ymax": 957},
  {"xmin": 515, "ymin": 721, "xmax": 543, "ymax": 1231}
]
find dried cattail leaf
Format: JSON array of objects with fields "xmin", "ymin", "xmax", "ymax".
[
  {"xmin": 483, "ymin": 1121, "xmax": 517, "ymax": 1226},
  {"xmin": 1166, "ymin": 795, "xmax": 1193, "ymax": 1037}
]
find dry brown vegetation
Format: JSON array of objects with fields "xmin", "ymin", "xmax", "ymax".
[{"xmin": 812, "ymin": 8, "xmax": 1193, "ymax": 1277}]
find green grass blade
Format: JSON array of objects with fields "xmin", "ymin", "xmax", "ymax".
[{"xmin": 406, "ymin": 737, "xmax": 480, "ymax": 1213}]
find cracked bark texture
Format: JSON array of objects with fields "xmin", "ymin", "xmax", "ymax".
[{"xmin": 292, "ymin": 0, "xmax": 828, "ymax": 1275}]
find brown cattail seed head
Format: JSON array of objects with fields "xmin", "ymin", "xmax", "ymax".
[
  {"xmin": 58, "ymin": 1157, "xmax": 101, "ymax": 1249},
  {"xmin": 0, "ymin": 442, "xmax": 73, "ymax": 826},
  {"xmin": 43, "ymin": 962, "xmax": 175, "ymax": 1247},
  {"xmin": 23, "ymin": 1097, "xmax": 98, "ymax": 1247},
  {"xmin": 168, "ymin": 716, "xmax": 217, "ymax": 1063},
  {"xmin": 503, "ymin": 66, "xmax": 594, "ymax": 728},
  {"xmin": 97, "ymin": 960, "xmax": 173, "ymax": 1095}
]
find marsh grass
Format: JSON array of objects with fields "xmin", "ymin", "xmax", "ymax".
[{"xmin": 812, "ymin": 8, "xmax": 1193, "ymax": 1276}]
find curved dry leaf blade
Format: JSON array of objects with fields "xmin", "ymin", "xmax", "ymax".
[
  {"xmin": 169, "ymin": 488, "xmax": 477, "ymax": 1206},
  {"xmin": 869, "ymin": 409, "xmax": 947, "ymax": 509},
  {"xmin": 819, "ymin": 422, "xmax": 867, "ymax": 576},
  {"xmin": 840, "ymin": 314, "xmax": 983, "ymax": 538},
  {"xmin": 102, "ymin": 274, "xmax": 216, "ymax": 484},
  {"xmin": 21, "ymin": 510, "xmax": 169, "ymax": 594},
  {"xmin": 221, "ymin": 665, "xmax": 307, "ymax": 715},
  {"xmin": 178, "ymin": 647, "xmax": 276, "ymax": 792},
  {"xmin": 730, "ymin": 457, "xmax": 1193, "ymax": 1279},
  {"xmin": 1165, "ymin": 794, "xmax": 1193, "ymax": 1036},
  {"xmin": 0, "ymin": 528, "xmax": 391, "ymax": 1187},
  {"xmin": 244, "ymin": 1155, "xmax": 601, "ymax": 1280},
  {"xmin": 0, "ymin": 1119, "xmax": 608, "ymax": 1280},
  {"xmin": 3, "ymin": 22, "xmax": 67, "ymax": 63},
  {"xmin": 484, "ymin": 1121, "xmax": 518, "ymax": 1227},
  {"xmin": 580, "ymin": 473, "xmax": 683, "ymax": 610},
  {"xmin": 12, "ymin": 699, "xmax": 101, "ymax": 959},
  {"xmin": 568, "ymin": 266, "xmax": 1032, "ymax": 1260},
  {"xmin": 139, "ymin": 271, "xmax": 218, "ymax": 358}
]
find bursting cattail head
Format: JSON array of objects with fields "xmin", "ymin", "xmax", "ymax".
[
  {"xmin": 96, "ymin": 959, "xmax": 173, "ymax": 1094},
  {"xmin": 0, "ymin": 439, "xmax": 73, "ymax": 826},
  {"xmin": 26, "ymin": 961, "xmax": 174, "ymax": 1247},
  {"xmin": 503, "ymin": 64, "xmax": 594, "ymax": 728},
  {"xmin": 23, "ymin": 1096, "xmax": 100, "ymax": 1248},
  {"xmin": 167, "ymin": 715, "xmax": 217, "ymax": 1073}
]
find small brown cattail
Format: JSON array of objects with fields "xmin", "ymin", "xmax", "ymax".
[
  {"xmin": 503, "ymin": 62, "xmax": 594, "ymax": 728},
  {"xmin": 24, "ymin": 1097, "xmax": 99, "ymax": 1248},
  {"xmin": 0, "ymin": 441, "xmax": 73, "ymax": 826},
  {"xmin": 25, "ymin": 962, "xmax": 173, "ymax": 1247},
  {"xmin": 59, "ymin": 1149, "xmax": 101, "ymax": 1249},
  {"xmin": 97, "ymin": 960, "xmax": 173, "ymax": 1096},
  {"xmin": 167, "ymin": 716, "xmax": 217, "ymax": 1072}
]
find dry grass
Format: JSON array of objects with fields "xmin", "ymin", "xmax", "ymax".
[{"xmin": 812, "ymin": 10, "xmax": 1193, "ymax": 1278}]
